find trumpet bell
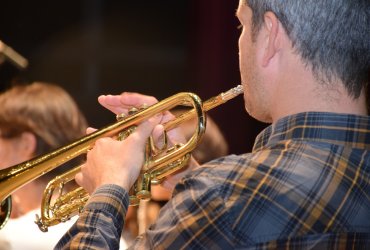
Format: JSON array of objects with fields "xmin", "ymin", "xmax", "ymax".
[{"xmin": 0, "ymin": 197, "xmax": 11, "ymax": 230}]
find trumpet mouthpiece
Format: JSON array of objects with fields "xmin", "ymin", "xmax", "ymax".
[{"xmin": 220, "ymin": 84, "xmax": 244, "ymax": 102}]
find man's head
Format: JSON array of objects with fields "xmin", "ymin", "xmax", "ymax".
[{"xmin": 237, "ymin": 0, "xmax": 370, "ymax": 122}]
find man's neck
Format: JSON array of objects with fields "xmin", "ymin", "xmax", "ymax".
[{"xmin": 269, "ymin": 61, "xmax": 368, "ymax": 122}]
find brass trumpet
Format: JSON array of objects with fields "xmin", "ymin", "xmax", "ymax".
[{"xmin": 0, "ymin": 85, "xmax": 243, "ymax": 232}]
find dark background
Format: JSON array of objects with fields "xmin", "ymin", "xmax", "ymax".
[{"xmin": 0, "ymin": 0, "xmax": 267, "ymax": 155}]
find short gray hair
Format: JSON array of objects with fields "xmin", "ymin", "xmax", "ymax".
[{"xmin": 245, "ymin": 0, "xmax": 370, "ymax": 98}]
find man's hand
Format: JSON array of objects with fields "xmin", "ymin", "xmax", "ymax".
[
  {"xmin": 90, "ymin": 92, "xmax": 200, "ymax": 192},
  {"xmin": 75, "ymin": 116, "xmax": 161, "ymax": 193}
]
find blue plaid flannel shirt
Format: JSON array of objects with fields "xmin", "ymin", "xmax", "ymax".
[{"xmin": 56, "ymin": 112, "xmax": 370, "ymax": 249}]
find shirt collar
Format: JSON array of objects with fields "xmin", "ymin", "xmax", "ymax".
[{"xmin": 253, "ymin": 112, "xmax": 370, "ymax": 152}]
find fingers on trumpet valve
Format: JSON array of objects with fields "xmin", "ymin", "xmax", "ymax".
[{"xmin": 116, "ymin": 103, "xmax": 149, "ymax": 121}]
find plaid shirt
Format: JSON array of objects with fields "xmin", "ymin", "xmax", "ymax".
[{"xmin": 56, "ymin": 112, "xmax": 370, "ymax": 249}]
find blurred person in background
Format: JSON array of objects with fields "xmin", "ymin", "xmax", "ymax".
[{"xmin": 0, "ymin": 82, "xmax": 90, "ymax": 250}]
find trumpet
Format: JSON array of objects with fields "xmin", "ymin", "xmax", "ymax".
[{"xmin": 0, "ymin": 85, "xmax": 243, "ymax": 232}]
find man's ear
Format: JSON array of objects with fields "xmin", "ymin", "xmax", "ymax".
[
  {"xmin": 19, "ymin": 132, "xmax": 37, "ymax": 158},
  {"xmin": 262, "ymin": 11, "xmax": 281, "ymax": 67}
]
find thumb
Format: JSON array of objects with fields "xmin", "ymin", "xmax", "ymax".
[
  {"xmin": 86, "ymin": 127, "xmax": 97, "ymax": 134},
  {"xmin": 75, "ymin": 172, "xmax": 83, "ymax": 187}
]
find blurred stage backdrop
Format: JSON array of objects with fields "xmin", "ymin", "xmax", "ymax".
[{"xmin": 0, "ymin": 0, "xmax": 267, "ymax": 155}]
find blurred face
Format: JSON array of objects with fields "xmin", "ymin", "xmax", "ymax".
[
  {"xmin": 237, "ymin": 1, "xmax": 272, "ymax": 122},
  {"xmin": 0, "ymin": 134, "xmax": 27, "ymax": 169}
]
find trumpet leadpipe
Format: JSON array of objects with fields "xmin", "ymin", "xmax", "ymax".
[{"xmin": 164, "ymin": 85, "xmax": 243, "ymax": 131}]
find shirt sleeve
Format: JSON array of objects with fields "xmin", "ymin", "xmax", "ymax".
[
  {"xmin": 54, "ymin": 184, "xmax": 129, "ymax": 250},
  {"xmin": 55, "ymin": 169, "xmax": 235, "ymax": 249}
]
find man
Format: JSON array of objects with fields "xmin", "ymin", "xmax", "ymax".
[{"xmin": 56, "ymin": 0, "xmax": 370, "ymax": 249}]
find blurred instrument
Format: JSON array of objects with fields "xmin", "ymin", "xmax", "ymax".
[
  {"xmin": 0, "ymin": 40, "xmax": 28, "ymax": 69},
  {"xmin": 0, "ymin": 85, "xmax": 243, "ymax": 232}
]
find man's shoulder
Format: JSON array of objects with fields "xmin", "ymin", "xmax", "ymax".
[
  {"xmin": 172, "ymin": 154, "xmax": 253, "ymax": 203},
  {"xmin": 188, "ymin": 154, "xmax": 252, "ymax": 179}
]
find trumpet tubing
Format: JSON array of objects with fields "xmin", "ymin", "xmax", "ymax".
[{"xmin": 0, "ymin": 85, "xmax": 243, "ymax": 232}]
